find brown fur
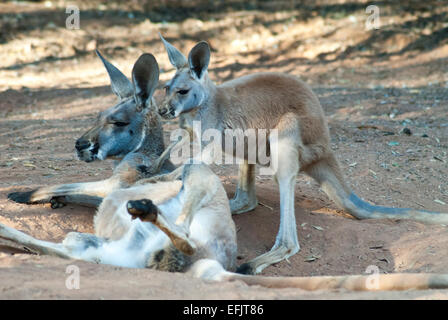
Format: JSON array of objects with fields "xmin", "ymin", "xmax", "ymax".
[
  {"xmin": 222, "ymin": 272, "xmax": 448, "ymax": 291},
  {"xmin": 159, "ymin": 39, "xmax": 448, "ymax": 274},
  {"xmin": 147, "ymin": 244, "xmax": 192, "ymax": 272}
]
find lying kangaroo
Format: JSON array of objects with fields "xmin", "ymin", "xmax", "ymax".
[
  {"xmin": 2, "ymin": 161, "xmax": 448, "ymax": 292},
  {"xmin": 1, "ymin": 162, "xmax": 236, "ymax": 273},
  {"xmin": 8, "ymin": 51, "xmax": 175, "ymax": 209},
  {"xmin": 157, "ymin": 36, "xmax": 448, "ymax": 275}
]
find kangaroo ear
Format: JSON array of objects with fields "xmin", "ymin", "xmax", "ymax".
[
  {"xmin": 131, "ymin": 53, "xmax": 159, "ymax": 109},
  {"xmin": 159, "ymin": 33, "xmax": 188, "ymax": 69},
  {"xmin": 188, "ymin": 41, "xmax": 210, "ymax": 79},
  {"xmin": 96, "ymin": 50, "xmax": 134, "ymax": 100}
]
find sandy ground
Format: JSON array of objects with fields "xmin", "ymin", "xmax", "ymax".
[{"xmin": 0, "ymin": 0, "xmax": 447, "ymax": 299}]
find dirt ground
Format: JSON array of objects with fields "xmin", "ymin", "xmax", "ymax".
[{"xmin": 0, "ymin": 0, "xmax": 447, "ymax": 300}]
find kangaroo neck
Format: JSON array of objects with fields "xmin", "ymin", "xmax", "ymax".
[
  {"xmin": 136, "ymin": 111, "xmax": 166, "ymax": 158},
  {"xmin": 193, "ymin": 77, "xmax": 226, "ymax": 131}
]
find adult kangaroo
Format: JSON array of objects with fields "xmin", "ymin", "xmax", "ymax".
[
  {"xmin": 157, "ymin": 36, "xmax": 448, "ymax": 275},
  {"xmin": 8, "ymin": 51, "xmax": 175, "ymax": 209}
]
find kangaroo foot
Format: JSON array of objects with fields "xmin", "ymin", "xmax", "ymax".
[
  {"xmin": 50, "ymin": 197, "xmax": 66, "ymax": 209},
  {"xmin": 230, "ymin": 189, "xmax": 258, "ymax": 215},
  {"xmin": 126, "ymin": 199, "xmax": 158, "ymax": 222}
]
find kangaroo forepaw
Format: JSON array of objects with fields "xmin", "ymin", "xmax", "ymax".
[
  {"xmin": 50, "ymin": 197, "xmax": 66, "ymax": 209},
  {"xmin": 137, "ymin": 165, "xmax": 150, "ymax": 174},
  {"xmin": 136, "ymin": 165, "xmax": 158, "ymax": 179},
  {"xmin": 134, "ymin": 175, "xmax": 164, "ymax": 185},
  {"xmin": 126, "ymin": 199, "xmax": 158, "ymax": 222},
  {"xmin": 235, "ymin": 263, "xmax": 256, "ymax": 275},
  {"xmin": 7, "ymin": 190, "xmax": 37, "ymax": 204}
]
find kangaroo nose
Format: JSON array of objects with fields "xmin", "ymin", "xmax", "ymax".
[{"xmin": 75, "ymin": 138, "xmax": 90, "ymax": 151}]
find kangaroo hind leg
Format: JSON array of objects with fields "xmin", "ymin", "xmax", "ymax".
[
  {"xmin": 237, "ymin": 127, "xmax": 301, "ymax": 275},
  {"xmin": 8, "ymin": 179, "xmax": 118, "ymax": 209},
  {"xmin": 0, "ymin": 223, "xmax": 72, "ymax": 259},
  {"xmin": 0, "ymin": 221, "xmax": 110, "ymax": 264},
  {"xmin": 230, "ymin": 159, "xmax": 258, "ymax": 215}
]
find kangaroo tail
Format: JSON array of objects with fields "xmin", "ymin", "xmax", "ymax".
[
  {"xmin": 191, "ymin": 259, "xmax": 448, "ymax": 291},
  {"xmin": 303, "ymin": 155, "xmax": 448, "ymax": 224},
  {"xmin": 224, "ymin": 271, "xmax": 448, "ymax": 291}
]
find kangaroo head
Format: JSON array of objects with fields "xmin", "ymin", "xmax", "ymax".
[
  {"xmin": 158, "ymin": 35, "xmax": 211, "ymax": 120},
  {"xmin": 76, "ymin": 51, "xmax": 159, "ymax": 162}
]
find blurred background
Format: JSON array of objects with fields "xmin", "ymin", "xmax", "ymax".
[
  {"xmin": 0, "ymin": 0, "xmax": 447, "ymax": 213},
  {"xmin": 1, "ymin": 0, "xmax": 447, "ymax": 90}
]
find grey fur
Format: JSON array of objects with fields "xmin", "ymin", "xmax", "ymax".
[{"xmin": 8, "ymin": 52, "xmax": 174, "ymax": 208}]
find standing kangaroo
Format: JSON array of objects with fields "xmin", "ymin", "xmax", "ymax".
[
  {"xmin": 7, "ymin": 51, "xmax": 175, "ymax": 209},
  {"xmin": 157, "ymin": 36, "xmax": 448, "ymax": 275}
]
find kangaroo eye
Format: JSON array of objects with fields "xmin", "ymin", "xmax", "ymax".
[
  {"xmin": 113, "ymin": 122, "xmax": 128, "ymax": 127},
  {"xmin": 177, "ymin": 89, "xmax": 189, "ymax": 95}
]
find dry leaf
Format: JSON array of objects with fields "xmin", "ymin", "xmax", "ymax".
[
  {"xmin": 23, "ymin": 162, "xmax": 36, "ymax": 168},
  {"xmin": 304, "ymin": 254, "xmax": 321, "ymax": 262}
]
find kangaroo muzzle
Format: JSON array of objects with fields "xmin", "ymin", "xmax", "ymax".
[
  {"xmin": 75, "ymin": 137, "xmax": 99, "ymax": 162},
  {"xmin": 158, "ymin": 103, "xmax": 176, "ymax": 119}
]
